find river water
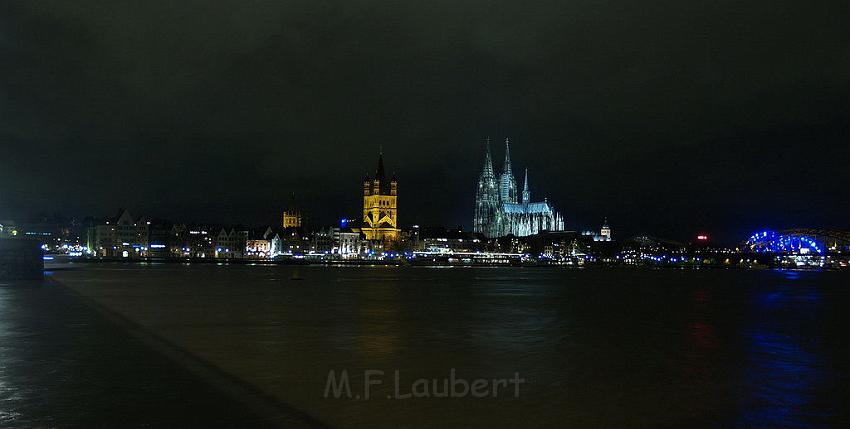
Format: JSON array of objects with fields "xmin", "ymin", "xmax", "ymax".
[{"xmin": 15, "ymin": 264, "xmax": 850, "ymax": 427}]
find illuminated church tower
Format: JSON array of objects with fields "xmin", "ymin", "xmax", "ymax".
[
  {"xmin": 362, "ymin": 152, "xmax": 399, "ymax": 241},
  {"xmin": 499, "ymin": 138, "xmax": 518, "ymax": 204},
  {"xmin": 282, "ymin": 192, "xmax": 302, "ymax": 229},
  {"xmin": 473, "ymin": 140, "xmax": 500, "ymax": 237}
]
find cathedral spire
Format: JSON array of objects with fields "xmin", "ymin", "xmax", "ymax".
[
  {"xmin": 503, "ymin": 138, "xmax": 512, "ymax": 175},
  {"xmin": 375, "ymin": 151, "xmax": 385, "ymax": 182},
  {"xmin": 481, "ymin": 138, "xmax": 495, "ymax": 179},
  {"xmin": 475, "ymin": 138, "xmax": 500, "ymax": 236},
  {"xmin": 498, "ymin": 138, "xmax": 518, "ymax": 203},
  {"xmin": 522, "ymin": 168, "xmax": 530, "ymax": 204}
]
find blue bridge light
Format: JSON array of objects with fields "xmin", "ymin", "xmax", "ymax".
[{"xmin": 746, "ymin": 230, "xmax": 824, "ymax": 255}]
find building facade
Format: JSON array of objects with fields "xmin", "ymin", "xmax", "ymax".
[
  {"xmin": 213, "ymin": 228, "xmax": 247, "ymax": 259},
  {"xmin": 169, "ymin": 224, "xmax": 215, "ymax": 258},
  {"xmin": 362, "ymin": 153, "xmax": 399, "ymax": 241},
  {"xmin": 311, "ymin": 226, "xmax": 365, "ymax": 258},
  {"xmin": 88, "ymin": 209, "xmax": 150, "ymax": 258},
  {"xmin": 245, "ymin": 238, "xmax": 271, "ymax": 258},
  {"xmin": 474, "ymin": 139, "xmax": 564, "ymax": 238},
  {"xmin": 261, "ymin": 227, "xmax": 284, "ymax": 257}
]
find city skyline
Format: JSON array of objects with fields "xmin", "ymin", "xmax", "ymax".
[
  {"xmin": 2, "ymin": 1, "xmax": 848, "ymax": 242},
  {"xmin": 1, "ymin": 139, "xmax": 845, "ymax": 244}
]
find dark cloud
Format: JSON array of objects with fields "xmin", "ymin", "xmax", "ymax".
[{"xmin": 1, "ymin": 0, "xmax": 848, "ymax": 241}]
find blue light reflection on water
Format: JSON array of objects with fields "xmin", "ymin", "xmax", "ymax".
[{"xmin": 736, "ymin": 272, "xmax": 835, "ymax": 428}]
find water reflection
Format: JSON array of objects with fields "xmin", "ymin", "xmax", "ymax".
[
  {"xmin": 683, "ymin": 286, "xmax": 720, "ymax": 394},
  {"xmin": 356, "ymin": 279, "xmax": 402, "ymax": 360},
  {"xmin": 737, "ymin": 274, "xmax": 834, "ymax": 428},
  {"xmin": 41, "ymin": 264, "xmax": 850, "ymax": 428}
]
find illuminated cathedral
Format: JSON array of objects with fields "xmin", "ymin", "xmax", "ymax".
[{"xmin": 474, "ymin": 138, "xmax": 564, "ymax": 237}]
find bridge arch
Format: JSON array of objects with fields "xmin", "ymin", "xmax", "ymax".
[{"xmin": 746, "ymin": 231, "xmax": 824, "ymax": 254}]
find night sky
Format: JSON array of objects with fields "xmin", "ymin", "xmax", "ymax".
[{"xmin": 2, "ymin": 1, "xmax": 848, "ymax": 241}]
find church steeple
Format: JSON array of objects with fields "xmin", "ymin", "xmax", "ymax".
[
  {"xmin": 474, "ymin": 138, "xmax": 501, "ymax": 236},
  {"xmin": 481, "ymin": 138, "xmax": 495, "ymax": 180},
  {"xmin": 522, "ymin": 168, "xmax": 530, "ymax": 204},
  {"xmin": 499, "ymin": 138, "xmax": 518, "ymax": 203},
  {"xmin": 375, "ymin": 152, "xmax": 385, "ymax": 183},
  {"xmin": 502, "ymin": 138, "xmax": 512, "ymax": 175}
]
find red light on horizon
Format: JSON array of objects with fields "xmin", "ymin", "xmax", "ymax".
[{"xmin": 697, "ymin": 235, "xmax": 709, "ymax": 241}]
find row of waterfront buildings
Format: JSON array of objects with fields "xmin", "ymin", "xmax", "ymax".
[
  {"xmin": 81, "ymin": 209, "xmax": 372, "ymax": 259},
  {"xmin": 5, "ymin": 139, "xmax": 848, "ymax": 268},
  {"xmin": 4, "ymin": 208, "xmax": 610, "ymax": 261},
  {"xmin": 2, "ymin": 139, "xmax": 619, "ymax": 261}
]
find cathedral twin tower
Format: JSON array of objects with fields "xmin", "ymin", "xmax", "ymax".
[{"xmin": 474, "ymin": 138, "xmax": 564, "ymax": 238}]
